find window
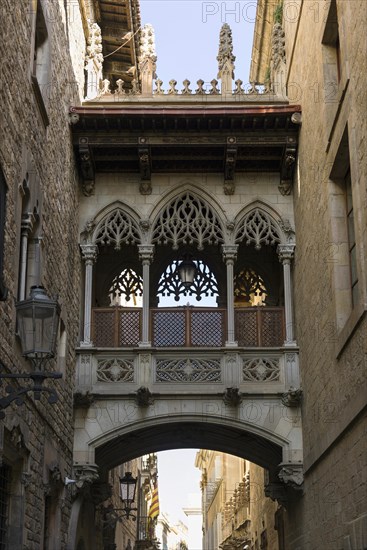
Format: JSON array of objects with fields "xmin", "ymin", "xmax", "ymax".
[
  {"xmin": 345, "ymin": 169, "xmax": 358, "ymax": 306},
  {"xmin": 0, "ymin": 167, "xmax": 8, "ymax": 301},
  {"xmin": 321, "ymin": 0, "xmax": 341, "ymax": 131},
  {"xmin": 31, "ymin": 0, "xmax": 51, "ymax": 125},
  {"xmin": 329, "ymin": 127, "xmax": 359, "ymax": 329}
]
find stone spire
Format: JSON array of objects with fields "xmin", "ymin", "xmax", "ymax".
[
  {"xmin": 138, "ymin": 24, "xmax": 157, "ymax": 95},
  {"xmin": 217, "ymin": 23, "xmax": 235, "ymax": 95}
]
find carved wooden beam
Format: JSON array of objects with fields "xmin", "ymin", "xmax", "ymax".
[
  {"xmin": 224, "ymin": 137, "xmax": 237, "ymax": 195},
  {"xmin": 279, "ymin": 137, "xmax": 297, "ymax": 195},
  {"xmin": 78, "ymin": 137, "xmax": 95, "ymax": 196},
  {"xmin": 138, "ymin": 137, "xmax": 152, "ymax": 195}
]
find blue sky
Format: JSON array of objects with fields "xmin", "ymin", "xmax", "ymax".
[{"xmin": 140, "ymin": 0, "xmax": 256, "ymax": 87}]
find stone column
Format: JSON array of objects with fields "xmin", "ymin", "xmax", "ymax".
[
  {"xmin": 138, "ymin": 245, "xmax": 154, "ymax": 347},
  {"xmin": 80, "ymin": 244, "xmax": 98, "ymax": 347},
  {"xmin": 18, "ymin": 213, "xmax": 35, "ymax": 300},
  {"xmin": 277, "ymin": 244, "xmax": 296, "ymax": 346},
  {"xmin": 222, "ymin": 245, "xmax": 238, "ymax": 347}
]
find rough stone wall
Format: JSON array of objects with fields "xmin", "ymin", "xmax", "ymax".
[
  {"xmin": 0, "ymin": 0, "xmax": 85, "ymax": 547},
  {"xmin": 283, "ymin": 0, "xmax": 367, "ymax": 548}
]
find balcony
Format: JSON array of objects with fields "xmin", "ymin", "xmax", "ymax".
[{"xmin": 91, "ymin": 306, "xmax": 285, "ymax": 348}]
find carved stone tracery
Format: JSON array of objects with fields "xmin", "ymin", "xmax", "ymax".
[
  {"xmin": 110, "ymin": 268, "xmax": 143, "ymax": 304},
  {"xmin": 242, "ymin": 357, "xmax": 280, "ymax": 382},
  {"xmin": 235, "ymin": 209, "xmax": 281, "ymax": 249},
  {"xmin": 94, "ymin": 209, "xmax": 141, "ymax": 249},
  {"xmin": 97, "ymin": 358, "xmax": 134, "ymax": 382},
  {"xmin": 156, "ymin": 358, "xmax": 221, "ymax": 383},
  {"xmin": 152, "ymin": 193, "xmax": 224, "ymax": 250}
]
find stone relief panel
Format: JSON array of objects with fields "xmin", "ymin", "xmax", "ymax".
[
  {"xmin": 97, "ymin": 358, "xmax": 134, "ymax": 382},
  {"xmin": 155, "ymin": 357, "xmax": 221, "ymax": 383}
]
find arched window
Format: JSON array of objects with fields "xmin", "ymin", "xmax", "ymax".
[
  {"xmin": 109, "ymin": 268, "xmax": 143, "ymax": 307},
  {"xmin": 234, "ymin": 268, "xmax": 267, "ymax": 307},
  {"xmin": 157, "ymin": 260, "xmax": 218, "ymax": 306}
]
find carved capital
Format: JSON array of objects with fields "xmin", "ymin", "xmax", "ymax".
[
  {"xmin": 222, "ymin": 244, "xmax": 238, "ymax": 264},
  {"xmin": 21, "ymin": 212, "xmax": 37, "ymax": 236},
  {"xmin": 138, "ymin": 245, "xmax": 154, "ymax": 264},
  {"xmin": 277, "ymin": 244, "xmax": 295, "ymax": 263},
  {"xmin": 80, "ymin": 243, "xmax": 98, "ymax": 264},
  {"xmin": 278, "ymin": 463, "xmax": 304, "ymax": 489}
]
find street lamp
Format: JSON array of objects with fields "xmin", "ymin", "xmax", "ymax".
[
  {"xmin": 177, "ymin": 256, "xmax": 197, "ymax": 288},
  {"xmin": 119, "ymin": 471, "xmax": 138, "ymax": 519},
  {"xmin": 0, "ymin": 285, "xmax": 62, "ymax": 418}
]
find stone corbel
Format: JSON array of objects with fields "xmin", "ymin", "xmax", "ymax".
[
  {"xmin": 135, "ymin": 386, "xmax": 154, "ymax": 407},
  {"xmin": 79, "ymin": 137, "xmax": 95, "ymax": 196},
  {"xmin": 73, "ymin": 391, "xmax": 95, "ymax": 408},
  {"xmin": 264, "ymin": 482, "xmax": 287, "ymax": 507},
  {"xmin": 138, "ymin": 137, "xmax": 152, "ymax": 195},
  {"xmin": 281, "ymin": 387, "xmax": 302, "ymax": 407},
  {"xmin": 279, "ymin": 138, "xmax": 297, "ymax": 196},
  {"xmin": 91, "ymin": 481, "xmax": 112, "ymax": 505},
  {"xmin": 222, "ymin": 387, "xmax": 242, "ymax": 407},
  {"xmin": 224, "ymin": 137, "xmax": 237, "ymax": 195},
  {"xmin": 69, "ymin": 464, "xmax": 99, "ymax": 498},
  {"xmin": 278, "ymin": 463, "xmax": 304, "ymax": 491}
]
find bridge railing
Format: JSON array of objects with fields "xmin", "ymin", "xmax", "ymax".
[{"xmin": 91, "ymin": 306, "xmax": 285, "ymax": 348}]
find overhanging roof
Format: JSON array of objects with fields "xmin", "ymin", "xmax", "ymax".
[{"xmin": 71, "ymin": 104, "xmax": 300, "ymax": 180}]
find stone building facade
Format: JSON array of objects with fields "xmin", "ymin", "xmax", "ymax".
[
  {"xmin": 196, "ymin": 450, "xmax": 280, "ymax": 550},
  {"xmin": 251, "ymin": 1, "xmax": 367, "ymax": 548},
  {"xmin": 0, "ymin": 0, "xmax": 85, "ymax": 548}
]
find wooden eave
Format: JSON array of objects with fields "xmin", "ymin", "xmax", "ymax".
[
  {"xmin": 71, "ymin": 104, "xmax": 301, "ymax": 177},
  {"xmin": 98, "ymin": 0, "xmax": 140, "ymax": 81}
]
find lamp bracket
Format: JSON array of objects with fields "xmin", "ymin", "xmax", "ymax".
[{"xmin": 0, "ymin": 363, "xmax": 62, "ymax": 418}]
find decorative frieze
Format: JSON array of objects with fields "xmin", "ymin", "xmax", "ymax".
[
  {"xmin": 97, "ymin": 358, "xmax": 134, "ymax": 383},
  {"xmin": 156, "ymin": 358, "xmax": 221, "ymax": 383},
  {"xmin": 242, "ymin": 357, "xmax": 280, "ymax": 382}
]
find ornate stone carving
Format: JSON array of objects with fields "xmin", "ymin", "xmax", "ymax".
[
  {"xmin": 209, "ymin": 79, "xmax": 220, "ymax": 95},
  {"xmin": 78, "ymin": 137, "xmax": 95, "ymax": 196},
  {"xmin": 85, "ymin": 21, "xmax": 103, "ymax": 100},
  {"xmin": 278, "ymin": 219, "xmax": 295, "ymax": 243},
  {"xmin": 217, "ymin": 23, "xmax": 235, "ymax": 83},
  {"xmin": 152, "ymin": 192, "xmax": 224, "ymax": 251},
  {"xmin": 138, "ymin": 141, "xmax": 151, "ymax": 194},
  {"xmin": 74, "ymin": 391, "xmax": 95, "ymax": 408},
  {"xmin": 242, "ymin": 357, "xmax": 280, "ymax": 382},
  {"xmin": 100, "ymin": 78, "xmax": 111, "ymax": 96},
  {"xmin": 94, "ymin": 209, "xmax": 141, "ymax": 249},
  {"xmin": 80, "ymin": 243, "xmax": 98, "ymax": 264},
  {"xmin": 139, "ymin": 24, "xmax": 157, "ymax": 95},
  {"xmin": 156, "ymin": 358, "xmax": 221, "ymax": 383},
  {"xmin": 21, "ymin": 472, "xmax": 32, "ymax": 488},
  {"xmin": 280, "ymin": 141, "xmax": 297, "ymax": 195},
  {"xmin": 168, "ymin": 79, "xmax": 178, "ymax": 95},
  {"xmin": 110, "ymin": 268, "xmax": 143, "ymax": 304},
  {"xmin": 278, "ymin": 464, "xmax": 304, "ymax": 489},
  {"xmin": 181, "ymin": 79, "xmax": 192, "ymax": 95},
  {"xmin": 223, "ymin": 387, "xmax": 242, "ymax": 406},
  {"xmin": 135, "ymin": 386, "xmax": 154, "ymax": 407},
  {"xmin": 235, "ymin": 209, "xmax": 281, "ymax": 250},
  {"xmin": 271, "ymin": 23, "xmax": 286, "ymax": 71},
  {"xmin": 277, "ymin": 244, "xmax": 295, "ymax": 263},
  {"xmin": 139, "ymin": 24, "xmax": 157, "ymax": 63},
  {"xmin": 224, "ymin": 137, "xmax": 237, "ymax": 195},
  {"xmin": 97, "ymin": 358, "xmax": 134, "ymax": 383},
  {"xmin": 73, "ymin": 463, "xmax": 99, "ymax": 489},
  {"xmin": 154, "ymin": 79, "xmax": 164, "ymax": 95},
  {"xmin": 281, "ymin": 387, "xmax": 302, "ymax": 407},
  {"xmin": 264, "ymin": 482, "xmax": 287, "ymax": 507},
  {"xmin": 233, "ymin": 79, "xmax": 245, "ymax": 95},
  {"xmin": 195, "ymin": 79, "xmax": 206, "ymax": 94}
]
